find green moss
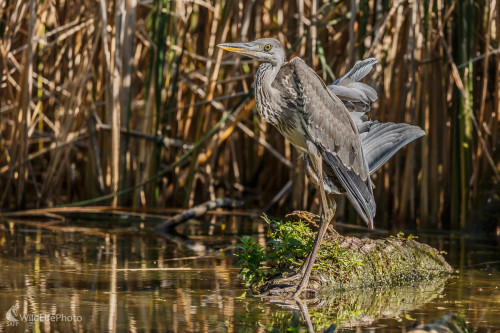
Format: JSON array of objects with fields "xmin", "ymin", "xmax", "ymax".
[{"xmin": 234, "ymin": 216, "xmax": 453, "ymax": 292}]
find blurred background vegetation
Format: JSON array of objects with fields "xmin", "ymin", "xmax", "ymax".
[{"xmin": 0, "ymin": 0, "xmax": 499, "ymax": 232}]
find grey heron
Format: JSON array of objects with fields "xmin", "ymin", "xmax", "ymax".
[{"xmin": 218, "ymin": 38, "xmax": 424, "ymax": 298}]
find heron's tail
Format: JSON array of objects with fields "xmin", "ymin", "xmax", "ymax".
[{"xmin": 321, "ymin": 151, "xmax": 376, "ymax": 229}]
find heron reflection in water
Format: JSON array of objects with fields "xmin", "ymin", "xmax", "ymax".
[{"xmin": 218, "ymin": 38, "xmax": 424, "ymax": 298}]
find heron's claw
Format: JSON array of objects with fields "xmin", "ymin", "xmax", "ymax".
[
  {"xmin": 259, "ymin": 273, "xmax": 321, "ymax": 300},
  {"xmin": 259, "ymin": 284, "xmax": 319, "ymax": 301},
  {"xmin": 272, "ymin": 272, "xmax": 321, "ymax": 285},
  {"xmin": 260, "ymin": 284, "xmax": 296, "ymax": 297}
]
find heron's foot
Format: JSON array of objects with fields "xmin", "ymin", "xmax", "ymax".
[
  {"xmin": 271, "ymin": 272, "xmax": 321, "ymax": 285},
  {"xmin": 259, "ymin": 273, "xmax": 322, "ymax": 300},
  {"xmin": 259, "ymin": 283, "xmax": 318, "ymax": 301}
]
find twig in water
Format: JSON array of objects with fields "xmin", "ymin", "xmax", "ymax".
[{"xmin": 155, "ymin": 197, "xmax": 243, "ymax": 232}]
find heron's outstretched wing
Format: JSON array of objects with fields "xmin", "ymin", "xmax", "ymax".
[
  {"xmin": 275, "ymin": 57, "xmax": 375, "ymax": 227},
  {"xmin": 333, "ymin": 58, "xmax": 378, "ymax": 84},
  {"xmin": 330, "ymin": 58, "xmax": 425, "ymax": 173},
  {"xmin": 328, "ymin": 58, "xmax": 378, "ymax": 112},
  {"xmin": 357, "ymin": 117, "xmax": 425, "ymax": 174}
]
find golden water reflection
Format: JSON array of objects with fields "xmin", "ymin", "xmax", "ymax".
[{"xmin": 0, "ymin": 217, "xmax": 498, "ymax": 332}]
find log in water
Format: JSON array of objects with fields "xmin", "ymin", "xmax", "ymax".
[{"xmin": 240, "ymin": 216, "xmax": 454, "ymax": 294}]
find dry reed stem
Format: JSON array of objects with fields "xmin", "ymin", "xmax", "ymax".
[{"xmin": 0, "ymin": 0, "xmax": 498, "ymax": 230}]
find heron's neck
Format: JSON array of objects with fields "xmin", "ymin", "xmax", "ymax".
[{"xmin": 255, "ymin": 62, "xmax": 281, "ymax": 122}]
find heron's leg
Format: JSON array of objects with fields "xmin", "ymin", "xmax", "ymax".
[
  {"xmin": 293, "ymin": 152, "xmax": 336, "ymax": 298},
  {"xmin": 274, "ymin": 173, "xmax": 337, "ymax": 285},
  {"xmin": 269, "ymin": 193, "xmax": 330, "ymax": 286},
  {"xmin": 296, "ymin": 198, "xmax": 336, "ymax": 272},
  {"xmin": 269, "ymin": 251, "xmax": 317, "ymax": 284},
  {"xmin": 295, "ymin": 298, "xmax": 315, "ymax": 333},
  {"xmin": 261, "ymin": 195, "xmax": 335, "ymax": 297}
]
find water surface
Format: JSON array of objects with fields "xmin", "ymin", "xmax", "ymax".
[{"xmin": 0, "ymin": 216, "xmax": 498, "ymax": 332}]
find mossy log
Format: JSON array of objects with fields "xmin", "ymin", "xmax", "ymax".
[
  {"xmin": 247, "ymin": 217, "xmax": 454, "ymax": 294},
  {"xmin": 308, "ymin": 232, "xmax": 454, "ymax": 292}
]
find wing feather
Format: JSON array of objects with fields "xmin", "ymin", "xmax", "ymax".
[
  {"xmin": 328, "ymin": 58, "xmax": 378, "ymax": 112},
  {"xmin": 288, "ymin": 58, "xmax": 369, "ymax": 179},
  {"xmin": 278, "ymin": 57, "xmax": 375, "ymax": 227},
  {"xmin": 271, "ymin": 57, "xmax": 423, "ymax": 228},
  {"xmin": 358, "ymin": 120, "xmax": 425, "ymax": 174},
  {"xmin": 330, "ymin": 58, "xmax": 425, "ymax": 174},
  {"xmin": 333, "ymin": 58, "xmax": 378, "ymax": 84},
  {"xmin": 321, "ymin": 152, "xmax": 375, "ymax": 227}
]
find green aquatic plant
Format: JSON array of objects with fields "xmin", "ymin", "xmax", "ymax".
[
  {"xmin": 266, "ymin": 217, "xmax": 315, "ymax": 272},
  {"xmin": 234, "ymin": 236, "xmax": 267, "ymax": 287},
  {"xmin": 264, "ymin": 216, "xmax": 364, "ymax": 277}
]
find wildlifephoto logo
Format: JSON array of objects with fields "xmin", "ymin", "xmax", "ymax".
[
  {"xmin": 6, "ymin": 305, "xmax": 19, "ymax": 323},
  {"xmin": 5, "ymin": 304, "xmax": 82, "ymax": 327}
]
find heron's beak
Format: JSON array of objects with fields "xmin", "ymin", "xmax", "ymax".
[{"xmin": 217, "ymin": 42, "xmax": 258, "ymax": 57}]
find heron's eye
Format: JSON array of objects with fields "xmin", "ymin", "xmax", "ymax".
[{"xmin": 264, "ymin": 44, "xmax": 272, "ymax": 51}]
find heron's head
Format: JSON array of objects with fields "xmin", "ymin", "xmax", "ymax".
[{"xmin": 217, "ymin": 38, "xmax": 285, "ymax": 66}]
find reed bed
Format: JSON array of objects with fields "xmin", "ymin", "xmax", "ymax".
[{"xmin": 1, "ymin": 0, "xmax": 499, "ymax": 231}]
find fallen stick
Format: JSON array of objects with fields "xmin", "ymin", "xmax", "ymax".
[{"xmin": 155, "ymin": 197, "xmax": 244, "ymax": 232}]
